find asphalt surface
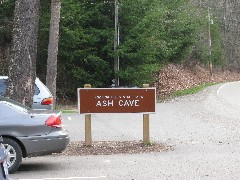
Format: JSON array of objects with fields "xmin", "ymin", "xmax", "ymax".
[{"xmin": 10, "ymin": 82, "xmax": 240, "ymax": 180}]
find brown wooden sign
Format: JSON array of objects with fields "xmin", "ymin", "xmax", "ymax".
[{"xmin": 78, "ymin": 88, "xmax": 156, "ymax": 114}]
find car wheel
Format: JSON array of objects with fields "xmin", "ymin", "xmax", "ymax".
[{"xmin": 3, "ymin": 138, "xmax": 22, "ymax": 174}]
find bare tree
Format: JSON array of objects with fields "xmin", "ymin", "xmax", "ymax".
[
  {"xmin": 222, "ymin": 0, "xmax": 240, "ymax": 70},
  {"xmin": 6, "ymin": 0, "xmax": 40, "ymax": 107},
  {"xmin": 46, "ymin": 0, "xmax": 61, "ymax": 109},
  {"xmin": 208, "ymin": 7, "xmax": 213, "ymax": 78}
]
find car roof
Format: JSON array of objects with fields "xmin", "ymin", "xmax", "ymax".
[
  {"xmin": 0, "ymin": 76, "xmax": 52, "ymax": 95},
  {"xmin": 0, "ymin": 76, "xmax": 39, "ymax": 80},
  {"xmin": 0, "ymin": 76, "xmax": 8, "ymax": 79}
]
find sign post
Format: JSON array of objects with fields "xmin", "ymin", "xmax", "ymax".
[
  {"xmin": 143, "ymin": 84, "xmax": 150, "ymax": 144},
  {"xmin": 84, "ymin": 84, "xmax": 92, "ymax": 146},
  {"xmin": 78, "ymin": 85, "xmax": 156, "ymax": 145}
]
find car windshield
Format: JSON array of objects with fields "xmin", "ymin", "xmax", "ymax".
[
  {"xmin": 0, "ymin": 95, "xmax": 30, "ymax": 111},
  {"xmin": 0, "ymin": 79, "xmax": 7, "ymax": 96}
]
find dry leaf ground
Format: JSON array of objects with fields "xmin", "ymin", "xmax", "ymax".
[
  {"xmin": 55, "ymin": 141, "xmax": 172, "ymax": 156},
  {"xmin": 155, "ymin": 63, "xmax": 240, "ymax": 98}
]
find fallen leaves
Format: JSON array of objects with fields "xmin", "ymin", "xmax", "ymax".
[
  {"xmin": 56, "ymin": 141, "xmax": 172, "ymax": 156},
  {"xmin": 155, "ymin": 63, "xmax": 240, "ymax": 98}
]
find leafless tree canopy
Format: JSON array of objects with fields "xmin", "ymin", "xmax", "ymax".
[{"xmin": 193, "ymin": 0, "xmax": 240, "ymax": 70}]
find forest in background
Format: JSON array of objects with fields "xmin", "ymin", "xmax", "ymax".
[{"xmin": 0, "ymin": 0, "xmax": 239, "ymax": 102}]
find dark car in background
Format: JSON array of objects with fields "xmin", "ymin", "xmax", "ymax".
[
  {"xmin": 0, "ymin": 136, "xmax": 8, "ymax": 179},
  {"xmin": 0, "ymin": 96, "xmax": 69, "ymax": 173}
]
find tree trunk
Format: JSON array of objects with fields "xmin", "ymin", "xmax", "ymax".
[
  {"xmin": 114, "ymin": 0, "xmax": 119, "ymax": 87},
  {"xmin": 46, "ymin": 0, "xmax": 61, "ymax": 109},
  {"xmin": 6, "ymin": 0, "xmax": 40, "ymax": 107},
  {"xmin": 208, "ymin": 7, "xmax": 213, "ymax": 79},
  {"xmin": 0, "ymin": 46, "xmax": 10, "ymax": 75}
]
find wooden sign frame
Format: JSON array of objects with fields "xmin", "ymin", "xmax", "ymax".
[{"xmin": 78, "ymin": 88, "xmax": 156, "ymax": 114}]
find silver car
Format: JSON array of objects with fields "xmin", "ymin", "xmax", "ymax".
[
  {"xmin": 0, "ymin": 96, "xmax": 70, "ymax": 173},
  {"xmin": 0, "ymin": 76, "xmax": 53, "ymax": 110}
]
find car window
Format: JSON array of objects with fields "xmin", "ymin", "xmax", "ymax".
[
  {"xmin": 34, "ymin": 84, "xmax": 40, "ymax": 95},
  {"xmin": 0, "ymin": 79, "xmax": 38, "ymax": 96},
  {"xmin": 0, "ymin": 101, "xmax": 29, "ymax": 114},
  {"xmin": 0, "ymin": 95, "xmax": 30, "ymax": 111},
  {"xmin": 0, "ymin": 79, "xmax": 7, "ymax": 96}
]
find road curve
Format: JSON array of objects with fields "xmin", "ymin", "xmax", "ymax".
[
  {"xmin": 11, "ymin": 82, "xmax": 240, "ymax": 180},
  {"xmin": 217, "ymin": 81, "xmax": 240, "ymax": 108}
]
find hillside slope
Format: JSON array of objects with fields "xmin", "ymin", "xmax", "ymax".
[{"xmin": 155, "ymin": 64, "xmax": 240, "ymax": 98}]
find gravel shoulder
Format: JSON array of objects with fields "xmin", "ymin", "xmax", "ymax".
[
  {"xmin": 12, "ymin": 83, "xmax": 240, "ymax": 179},
  {"xmin": 60, "ymin": 82, "xmax": 240, "ymax": 157}
]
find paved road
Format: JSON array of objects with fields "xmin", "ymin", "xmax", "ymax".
[
  {"xmin": 217, "ymin": 81, "xmax": 240, "ymax": 108},
  {"xmin": 11, "ymin": 82, "xmax": 240, "ymax": 180}
]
